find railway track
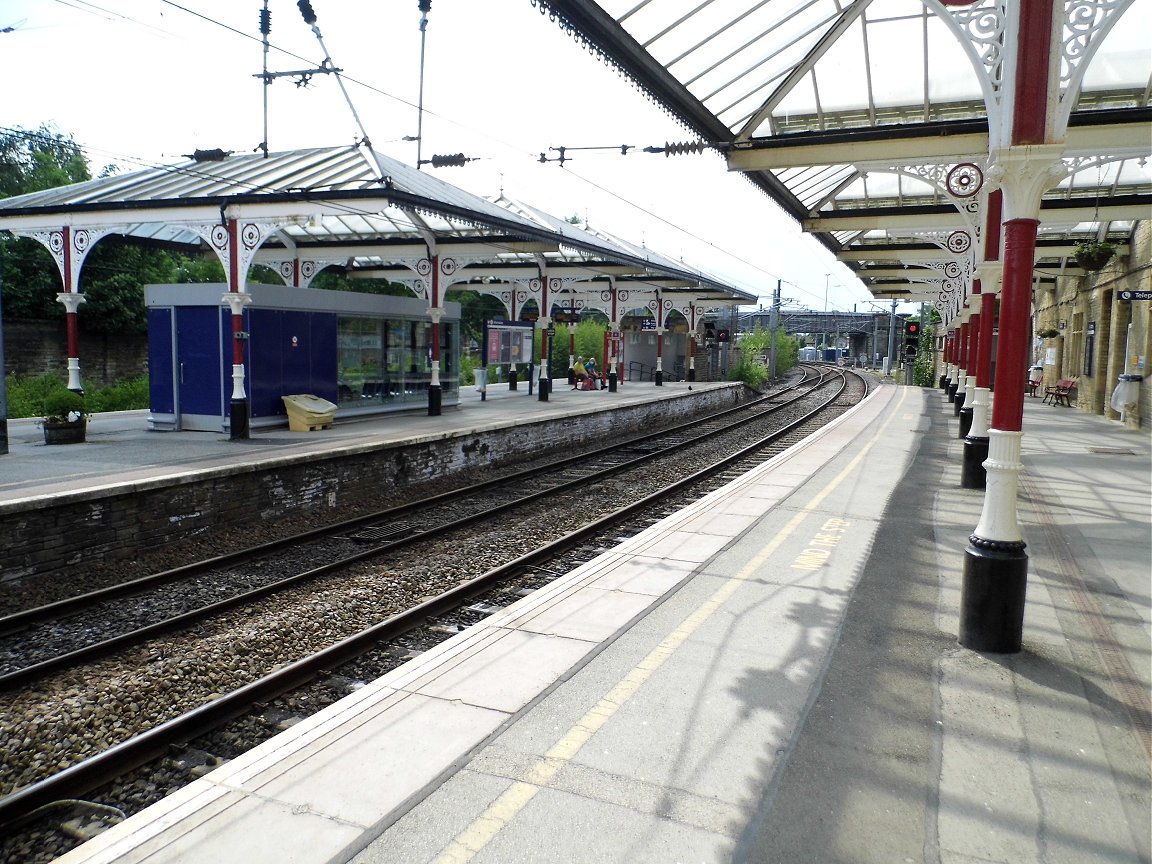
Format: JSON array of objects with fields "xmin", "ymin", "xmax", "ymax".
[
  {"xmin": 0, "ymin": 365, "xmax": 835, "ymax": 687},
  {"xmin": 0, "ymin": 365, "xmax": 870, "ymax": 860}
]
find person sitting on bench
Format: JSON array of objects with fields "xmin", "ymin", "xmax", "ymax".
[
  {"xmin": 571, "ymin": 357, "xmax": 587, "ymax": 390},
  {"xmin": 583, "ymin": 355, "xmax": 600, "ymax": 389}
]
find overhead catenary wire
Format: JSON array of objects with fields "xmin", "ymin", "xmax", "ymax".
[
  {"xmin": 10, "ymin": 6, "xmax": 841, "ymax": 307},
  {"xmin": 295, "ymin": 1, "xmax": 373, "ymax": 151}
]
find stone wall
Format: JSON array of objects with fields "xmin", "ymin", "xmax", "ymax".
[
  {"xmin": 3, "ymin": 319, "xmax": 147, "ymax": 387},
  {"xmin": 0, "ymin": 385, "xmax": 745, "ymax": 584}
]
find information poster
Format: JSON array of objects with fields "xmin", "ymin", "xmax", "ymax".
[{"xmin": 484, "ymin": 321, "xmax": 535, "ymax": 365}]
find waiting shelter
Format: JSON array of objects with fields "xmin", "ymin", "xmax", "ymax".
[{"xmin": 0, "ymin": 143, "xmax": 755, "ymax": 435}]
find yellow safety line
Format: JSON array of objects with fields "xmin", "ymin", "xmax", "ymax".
[{"xmin": 433, "ymin": 389, "xmax": 906, "ymax": 864}]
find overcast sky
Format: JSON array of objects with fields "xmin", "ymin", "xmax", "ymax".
[{"xmin": 1, "ymin": 0, "xmax": 886, "ymax": 313}]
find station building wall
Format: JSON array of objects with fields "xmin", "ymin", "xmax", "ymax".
[{"xmin": 1032, "ymin": 220, "xmax": 1151, "ymax": 429}]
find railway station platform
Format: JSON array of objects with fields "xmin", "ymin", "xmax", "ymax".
[
  {"xmin": 33, "ymin": 382, "xmax": 1152, "ymax": 864},
  {"xmin": 0, "ymin": 378, "xmax": 737, "ymax": 505}
]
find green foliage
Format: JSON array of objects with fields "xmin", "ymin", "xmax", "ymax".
[
  {"xmin": 0, "ymin": 237, "xmax": 62, "ymax": 319},
  {"xmin": 312, "ymin": 268, "xmax": 412, "ymax": 298},
  {"xmin": 528, "ymin": 318, "xmax": 607, "ymax": 378},
  {"xmin": 572, "ymin": 319, "xmax": 608, "ymax": 362},
  {"xmin": 4, "ymin": 373, "xmax": 66, "ymax": 418},
  {"xmin": 81, "ymin": 244, "xmax": 183, "ymax": 335},
  {"xmin": 458, "ymin": 351, "xmax": 477, "ymax": 386},
  {"xmin": 913, "ymin": 321, "xmax": 937, "ymax": 386},
  {"xmin": 174, "ymin": 255, "xmax": 225, "ymax": 283},
  {"xmin": 733, "ymin": 325, "xmax": 799, "ymax": 378},
  {"xmin": 85, "ymin": 375, "xmax": 149, "ymax": 412},
  {"xmin": 1073, "ymin": 240, "xmax": 1116, "ymax": 271},
  {"xmin": 5, "ymin": 373, "xmax": 150, "ymax": 419},
  {"xmin": 727, "ymin": 356, "xmax": 769, "ymax": 389},
  {"xmin": 453, "ymin": 290, "xmax": 508, "ymax": 349},
  {"xmin": 0, "ymin": 125, "xmax": 91, "ymax": 199}
]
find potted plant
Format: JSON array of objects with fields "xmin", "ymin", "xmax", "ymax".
[
  {"xmin": 1073, "ymin": 240, "xmax": 1116, "ymax": 272},
  {"xmin": 41, "ymin": 390, "xmax": 88, "ymax": 445},
  {"xmin": 1037, "ymin": 328, "xmax": 1060, "ymax": 339}
]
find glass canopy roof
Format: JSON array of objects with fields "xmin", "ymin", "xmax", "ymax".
[
  {"xmin": 535, "ymin": 0, "xmax": 1152, "ymax": 301},
  {"xmin": 0, "ymin": 143, "xmax": 754, "ymax": 305}
]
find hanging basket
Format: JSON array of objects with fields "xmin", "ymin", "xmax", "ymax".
[
  {"xmin": 1074, "ymin": 243, "xmax": 1115, "ymax": 272},
  {"xmin": 43, "ymin": 418, "xmax": 87, "ymax": 445}
]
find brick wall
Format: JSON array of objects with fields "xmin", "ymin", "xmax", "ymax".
[{"xmin": 0, "ymin": 386, "xmax": 744, "ymax": 585}]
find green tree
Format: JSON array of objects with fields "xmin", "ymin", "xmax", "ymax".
[
  {"xmin": 732, "ymin": 324, "xmax": 799, "ymax": 381},
  {"xmin": 0, "ymin": 125, "xmax": 91, "ymax": 198},
  {"xmin": 1, "ymin": 126, "xmax": 93, "ymax": 321},
  {"xmin": 80, "ymin": 244, "xmax": 185, "ymax": 335}
]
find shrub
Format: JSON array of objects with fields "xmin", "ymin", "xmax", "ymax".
[
  {"xmin": 728, "ymin": 357, "xmax": 769, "ymax": 389},
  {"xmin": 41, "ymin": 389, "xmax": 86, "ymax": 423},
  {"xmin": 458, "ymin": 352, "xmax": 477, "ymax": 386},
  {"xmin": 4, "ymin": 373, "xmax": 64, "ymax": 418},
  {"xmin": 85, "ymin": 375, "xmax": 149, "ymax": 412},
  {"xmin": 5, "ymin": 373, "xmax": 150, "ymax": 418}
]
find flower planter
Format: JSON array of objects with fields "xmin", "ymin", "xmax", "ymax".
[
  {"xmin": 43, "ymin": 419, "xmax": 87, "ymax": 445},
  {"xmin": 1074, "ymin": 245, "xmax": 1115, "ymax": 272}
]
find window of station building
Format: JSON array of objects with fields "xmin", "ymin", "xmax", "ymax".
[
  {"xmin": 337, "ymin": 317, "xmax": 384, "ymax": 404},
  {"xmin": 337, "ymin": 315, "xmax": 459, "ymax": 406}
]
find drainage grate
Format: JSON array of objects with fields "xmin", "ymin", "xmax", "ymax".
[
  {"xmin": 347, "ymin": 524, "xmax": 415, "ymax": 543},
  {"xmin": 1088, "ymin": 447, "xmax": 1135, "ymax": 455}
]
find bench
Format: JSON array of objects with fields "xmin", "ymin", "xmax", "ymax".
[
  {"xmin": 1043, "ymin": 378, "xmax": 1077, "ymax": 406},
  {"xmin": 1025, "ymin": 377, "xmax": 1042, "ymax": 397}
]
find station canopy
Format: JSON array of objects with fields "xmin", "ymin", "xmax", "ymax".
[
  {"xmin": 532, "ymin": 0, "xmax": 1152, "ymax": 304},
  {"xmin": 0, "ymin": 142, "xmax": 755, "ymax": 315}
]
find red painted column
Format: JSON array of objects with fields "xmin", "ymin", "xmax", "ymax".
[
  {"xmin": 62, "ymin": 227, "xmax": 78, "ymax": 361},
  {"xmin": 228, "ymin": 221, "xmax": 245, "ymax": 371},
  {"xmin": 977, "ymin": 292, "xmax": 995, "ymax": 390},
  {"xmin": 968, "ymin": 304, "xmax": 981, "ymax": 385},
  {"xmin": 989, "ymin": 219, "xmax": 1038, "ymax": 431},
  {"xmin": 954, "ymin": 318, "xmax": 971, "ymax": 415},
  {"xmin": 961, "ymin": 0, "xmax": 1057, "ymax": 652},
  {"xmin": 686, "ymin": 303, "xmax": 696, "ymax": 381},
  {"xmin": 223, "ymin": 218, "xmax": 251, "ymax": 439},
  {"xmin": 655, "ymin": 330, "xmax": 665, "ymax": 386},
  {"xmin": 428, "ymin": 256, "xmax": 442, "ymax": 416},
  {"xmin": 608, "ymin": 282, "xmax": 620, "ymax": 391},
  {"xmin": 538, "ymin": 277, "xmax": 551, "ymax": 401},
  {"xmin": 55, "ymin": 226, "xmax": 87, "ymax": 393},
  {"xmin": 958, "ymin": 321, "xmax": 968, "ymax": 381}
]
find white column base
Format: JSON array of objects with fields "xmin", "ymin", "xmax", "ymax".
[
  {"xmin": 231, "ymin": 364, "xmax": 246, "ymax": 400},
  {"xmin": 67, "ymin": 356, "xmax": 83, "ymax": 392},
  {"xmin": 968, "ymin": 387, "xmax": 991, "ymax": 438},
  {"xmin": 973, "ymin": 428, "xmax": 1024, "ymax": 543}
]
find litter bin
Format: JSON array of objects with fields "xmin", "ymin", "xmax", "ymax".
[
  {"xmin": 281, "ymin": 394, "xmax": 338, "ymax": 432},
  {"xmin": 1110, "ymin": 374, "xmax": 1143, "ymax": 416}
]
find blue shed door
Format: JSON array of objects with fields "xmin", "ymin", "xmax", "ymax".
[
  {"xmin": 176, "ymin": 307, "xmax": 225, "ymax": 429},
  {"xmin": 147, "ymin": 308, "xmax": 175, "ymax": 415}
]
